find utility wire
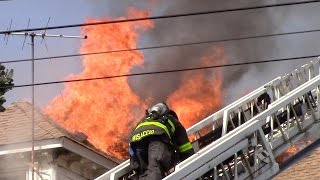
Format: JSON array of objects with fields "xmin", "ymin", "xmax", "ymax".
[
  {"xmin": 1, "ymin": 28, "xmax": 320, "ymax": 64},
  {"xmin": 7, "ymin": 54, "xmax": 320, "ymax": 89},
  {"xmin": 0, "ymin": 0, "xmax": 319, "ymax": 34}
]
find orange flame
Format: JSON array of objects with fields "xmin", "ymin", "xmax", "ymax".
[
  {"xmin": 275, "ymin": 145, "xmax": 298, "ymax": 163},
  {"xmin": 45, "ymin": 9, "xmax": 224, "ymax": 160},
  {"xmin": 275, "ymin": 138, "xmax": 314, "ymax": 164},
  {"xmin": 167, "ymin": 48, "xmax": 224, "ymax": 129},
  {"xmin": 45, "ymin": 8, "xmax": 153, "ymax": 159}
]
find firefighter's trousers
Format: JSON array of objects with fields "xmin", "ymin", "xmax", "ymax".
[{"xmin": 139, "ymin": 139, "xmax": 174, "ymax": 180}]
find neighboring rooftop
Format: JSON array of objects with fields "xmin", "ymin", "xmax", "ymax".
[
  {"xmin": 0, "ymin": 101, "xmax": 119, "ymax": 177},
  {"xmin": 0, "ymin": 101, "xmax": 72, "ymax": 145},
  {"xmin": 275, "ymin": 140, "xmax": 320, "ymax": 180}
]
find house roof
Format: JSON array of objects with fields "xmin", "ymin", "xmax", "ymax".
[
  {"xmin": 0, "ymin": 101, "xmax": 120, "ymax": 168},
  {"xmin": 0, "ymin": 101, "xmax": 71, "ymax": 144},
  {"xmin": 275, "ymin": 144, "xmax": 320, "ymax": 179}
]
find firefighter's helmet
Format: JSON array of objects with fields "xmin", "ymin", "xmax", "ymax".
[{"xmin": 148, "ymin": 103, "xmax": 169, "ymax": 118}]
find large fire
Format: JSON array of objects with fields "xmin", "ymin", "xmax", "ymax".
[
  {"xmin": 45, "ymin": 8, "xmax": 224, "ymax": 160},
  {"xmin": 167, "ymin": 48, "xmax": 224, "ymax": 128}
]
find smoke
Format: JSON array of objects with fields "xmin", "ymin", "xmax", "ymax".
[
  {"xmin": 133, "ymin": 1, "xmax": 320, "ymax": 104},
  {"xmin": 87, "ymin": 0, "xmax": 155, "ymax": 18},
  {"xmin": 40, "ymin": 0, "xmax": 320, "ymax": 159},
  {"xmin": 128, "ymin": 1, "xmax": 279, "ymax": 104},
  {"xmin": 86, "ymin": 0, "xmax": 320, "ymax": 106}
]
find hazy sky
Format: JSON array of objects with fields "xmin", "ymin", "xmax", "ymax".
[{"xmin": 1, "ymin": 0, "xmax": 320, "ymax": 108}]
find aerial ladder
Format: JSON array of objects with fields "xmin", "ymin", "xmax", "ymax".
[{"xmin": 96, "ymin": 59, "xmax": 320, "ymax": 180}]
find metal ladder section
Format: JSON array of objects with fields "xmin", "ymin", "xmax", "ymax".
[{"xmin": 95, "ymin": 59, "xmax": 320, "ymax": 180}]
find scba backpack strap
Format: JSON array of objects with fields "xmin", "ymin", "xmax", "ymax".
[
  {"xmin": 129, "ymin": 145, "xmax": 139, "ymax": 170},
  {"xmin": 129, "ymin": 144, "xmax": 148, "ymax": 173}
]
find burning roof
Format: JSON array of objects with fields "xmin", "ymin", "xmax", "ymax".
[
  {"xmin": 275, "ymin": 143, "xmax": 320, "ymax": 179},
  {"xmin": 44, "ymin": 8, "xmax": 225, "ymax": 160}
]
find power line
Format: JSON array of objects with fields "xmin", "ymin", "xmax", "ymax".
[
  {"xmin": 8, "ymin": 54, "xmax": 320, "ymax": 89},
  {"xmin": 2, "ymin": 28, "xmax": 320, "ymax": 64},
  {"xmin": 0, "ymin": 0, "xmax": 319, "ymax": 34}
]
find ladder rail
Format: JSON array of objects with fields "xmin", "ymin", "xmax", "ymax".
[
  {"xmin": 187, "ymin": 60, "xmax": 319, "ymax": 138},
  {"xmin": 95, "ymin": 160, "xmax": 130, "ymax": 180},
  {"xmin": 165, "ymin": 74, "xmax": 320, "ymax": 180},
  {"xmin": 96, "ymin": 60, "xmax": 320, "ymax": 180},
  {"xmin": 186, "ymin": 77, "xmax": 280, "ymax": 136},
  {"xmin": 254, "ymin": 74, "xmax": 320, "ymax": 123},
  {"xmin": 164, "ymin": 120, "xmax": 260, "ymax": 180}
]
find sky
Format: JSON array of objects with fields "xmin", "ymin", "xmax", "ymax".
[
  {"xmin": 1, "ymin": 0, "xmax": 320, "ymax": 109},
  {"xmin": 0, "ymin": 0, "xmax": 93, "ymax": 107},
  {"xmin": 2, "ymin": 0, "xmax": 320, "ymax": 164}
]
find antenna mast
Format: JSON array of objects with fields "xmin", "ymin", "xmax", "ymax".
[{"xmin": 3, "ymin": 19, "xmax": 87, "ymax": 180}]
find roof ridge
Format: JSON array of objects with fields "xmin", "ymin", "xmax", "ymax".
[
  {"xmin": 7, "ymin": 101, "xmax": 74, "ymax": 139},
  {"xmin": 0, "ymin": 101, "xmax": 116, "ymax": 159}
]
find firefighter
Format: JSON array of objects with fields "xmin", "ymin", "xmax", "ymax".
[
  {"xmin": 129, "ymin": 102, "xmax": 194, "ymax": 180},
  {"xmin": 257, "ymin": 92, "xmax": 271, "ymax": 110}
]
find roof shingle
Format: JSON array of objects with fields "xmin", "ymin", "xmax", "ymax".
[
  {"xmin": 275, "ymin": 148, "xmax": 320, "ymax": 180},
  {"xmin": 0, "ymin": 101, "xmax": 73, "ymax": 145}
]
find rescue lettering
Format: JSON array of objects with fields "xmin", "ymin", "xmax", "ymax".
[{"xmin": 132, "ymin": 130, "xmax": 155, "ymax": 141}]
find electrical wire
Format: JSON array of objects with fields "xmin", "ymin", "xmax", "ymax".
[
  {"xmin": 0, "ymin": 0, "xmax": 319, "ymax": 34},
  {"xmin": 1, "ymin": 28, "xmax": 320, "ymax": 64},
  {"xmin": 7, "ymin": 54, "xmax": 319, "ymax": 89},
  {"xmin": 0, "ymin": 1, "xmax": 319, "ymax": 88}
]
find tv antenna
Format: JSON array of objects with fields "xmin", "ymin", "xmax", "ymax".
[{"xmin": 3, "ymin": 18, "xmax": 87, "ymax": 180}]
